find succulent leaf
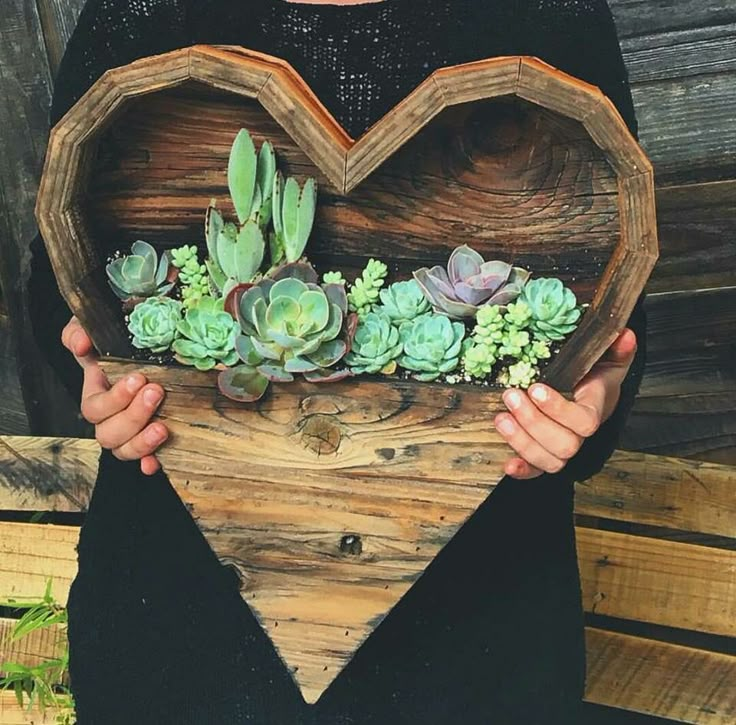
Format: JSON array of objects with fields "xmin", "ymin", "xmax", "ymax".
[
  {"xmin": 218, "ymin": 365, "xmax": 270, "ymax": 402},
  {"xmin": 519, "ymin": 278, "xmax": 581, "ymax": 341},
  {"xmin": 378, "ymin": 279, "xmax": 431, "ymax": 324},
  {"xmin": 228, "ymin": 129, "xmax": 258, "ymax": 225},
  {"xmin": 127, "ymin": 297, "xmax": 183, "ymax": 352},
  {"xmin": 106, "ymin": 240, "xmax": 173, "ymax": 301},
  {"xmin": 345, "ymin": 310, "xmax": 403, "ymax": 375},
  {"xmin": 172, "ymin": 300, "xmax": 239, "ymax": 371},
  {"xmin": 397, "ymin": 313, "xmax": 465, "ymax": 381}
]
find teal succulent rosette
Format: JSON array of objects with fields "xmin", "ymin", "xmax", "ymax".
[
  {"xmin": 128, "ymin": 296, "xmax": 183, "ymax": 352},
  {"xmin": 345, "ymin": 310, "xmax": 403, "ymax": 374},
  {"xmin": 172, "ymin": 296, "xmax": 239, "ymax": 370},
  {"xmin": 378, "ymin": 279, "xmax": 430, "ymax": 325},
  {"xmin": 398, "ymin": 313, "xmax": 465, "ymax": 381},
  {"xmin": 520, "ymin": 278, "xmax": 581, "ymax": 341}
]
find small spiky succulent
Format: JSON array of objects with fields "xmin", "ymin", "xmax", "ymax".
[
  {"xmin": 171, "ymin": 296, "xmax": 239, "ymax": 371},
  {"xmin": 348, "ymin": 259, "xmax": 388, "ymax": 318},
  {"xmin": 127, "ymin": 296, "xmax": 183, "ymax": 352},
  {"xmin": 106, "ymin": 240, "xmax": 173, "ymax": 301},
  {"xmin": 345, "ymin": 310, "xmax": 403, "ymax": 375},
  {"xmin": 398, "ymin": 313, "xmax": 465, "ymax": 381},
  {"xmin": 498, "ymin": 360, "xmax": 538, "ymax": 389},
  {"xmin": 378, "ymin": 279, "xmax": 431, "ymax": 325},
  {"xmin": 413, "ymin": 245, "xmax": 530, "ymax": 319},
  {"xmin": 170, "ymin": 244, "xmax": 199, "ymax": 270},
  {"xmin": 271, "ymin": 172, "xmax": 317, "ymax": 265},
  {"xmin": 520, "ymin": 278, "xmax": 581, "ymax": 341}
]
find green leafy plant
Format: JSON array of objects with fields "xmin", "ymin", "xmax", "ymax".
[
  {"xmin": 348, "ymin": 259, "xmax": 388, "ymax": 318},
  {"xmin": 398, "ymin": 313, "xmax": 465, "ymax": 381},
  {"xmin": 228, "ymin": 128, "xmax": 276, "ymax": 228},
  {"xmin": 172, "ymin": 296, "xmax": 239, "ymax": 370},
  {"xmin": 0, "ymin": 580, "xmax": 75, "ymax": 724},
  {"xmin": 345, "ymin": 310, "xmax": 403, "ymax": 375},
  {"xmin": 219, "ymin": 262, "xmax": 356, "ymax": 402},
  {"xmin": 520, "ymin": 278, "xmax": 581, "ymax": 341},
  {"xmin": 128, "ymin": 296, "xmax": 183, "ymax": 352},
  {"xmin": 378, "ymin": 279, "xmax": 431, "ymax": 325},
  {"xmin": 106, "ymin": 240, "xmax": 173, "ymax": 301},
  {"xmin": 271, "ymin": 172, "xmax": 317, "ymax": 265},
  {"xmin": 498, "ymin": 360, "xmax": 538, "ymax": 389}
]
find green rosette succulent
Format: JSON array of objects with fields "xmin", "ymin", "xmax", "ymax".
[
  {"xmin": 497, "ymin": 360, "xmax": 538, "ymax": 389},
  {"xmin": 498, "ymin": 327, "xmax": 531, "ymax": 358},
  {"xmin": 348, "ymin": 259, "xmax": 388, "ymax": 318},
  {"xmin": 378, "ymin": 279, "xmax": 430, "ymax": 325},
  {"xmin": 218, "ymin": 263, "xmax": 356, "ymax": 402},
  {"xmin": 106, "ymin": 240, "xmax": 173, "ymax": 301},
  {"xmin": 172, "ymin": 296, "xmax": 239, "ymax": 371},
  {"xmin": 322, "ymin": 271, "xmax": 345, "ymax": 285},
  {"xmin": 398, "ymin": 313, "xmax": 465, "ymax": 381},
  {"xmin": 520, "ymin": 278, "xmax": 581, "ymax": 341},
  {"xmin": 345, "ymin": 310, "xmax": 403, "ymax": 375},
  {"xmin": 128, "ymin": 297, "xmax": 183, "ymax": 352},
  {"xmin": 472, "ymin": 304, "xmax": 505, "ymax": 346},
  {"xmin": 503, "ymin": 300, "xmax": 532, "ymax": 329},
  {"xmin": 170, "ymin": 244, "xmax": 198, "ymax": 269},
  {"xmin": 521, "ymin": 339, "xmax": 552, "ymax": 365},
  {"xmin": 462, "ymin": 341, "xmax": 497, "ymax": 379}
]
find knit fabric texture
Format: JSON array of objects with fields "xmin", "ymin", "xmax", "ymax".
[{"xmin": 26, "ymin": 1, "xmax": 646, "ymax": 722}]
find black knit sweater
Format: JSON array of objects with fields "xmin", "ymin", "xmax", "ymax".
[{"xmin": 29, "ymin": 1, "xmax": 646, "ymax": 723}]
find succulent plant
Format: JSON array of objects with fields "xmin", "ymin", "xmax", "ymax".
[
  {"xmin": 271, "ymin": 171, "xmax": 317, "ymax": 265},
  {"xmin": 498, "ymin": 360, "xmax": 538, "ymax": 389},
  {"xmin": 378, "ymin": 279, "xmax": 431, "ymax": 325},
  {"xmin": 348, "ymin": 259, "xmax": 388, "ymax": 318},
  {"xmin": 413, "ymin": 245, "xmax": 530, "ymax": 319},
  {"xmin": 106, "ymin": 240, "xmax": 173, "ymax": 301},
  {"xmin": 127, "ymin": 296, "xmax": 183, "ymax": 352},
  {"xmin": 345, "ymin": 310, "xmax": 403, "ymax": 375},
  {"xmin": 398, "ymin": 313, "xmax": 465, "ymax": 381},
  {"xmin": 504, "ymin": 300, "xmax": 532, "ymax": 329},
  {"xmin": 520, "ymin": 278, "xmax": 581, "ymax": 341},
  {"xmin": 522, "ymin": 339, "xmax": 552, "ymax": 365},
  {"xmin": 170, "ymin": 244, "xmax": 199, "ymax": 270},
  {"xmin": 462, "ymin": 341, "xmax": 498, "ymax": 379},
  {"xmin": 472, "ymin": 304, "xmax": 506, "ymax": 347},
  {"xmin": 205, "ymin": 204, "xmax": 265, "ymax": 299},
  {"xmin": 228, "ymin": 128, "xmax": 276, "ymax": 228},
  {"xmin": 322, "ymin": 271, "xmax": 345, "ymax": 285},
  {"xmin": 498, "ymin": 327, "xmax": 531, "ymax": 359},
  {"xmin": 218, "ymin": 263, "xmax": 356, "ymax": 402},
  {"xmin": 177, "ymin": 256, "xmax": 208, "ymax": 288},
  {"xmin": 171, "ymin": 296, "xmax": 239, "ymax": 371}
]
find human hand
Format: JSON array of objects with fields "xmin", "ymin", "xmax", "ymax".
[
  {"xmin": 493, "ymin": 328, "xmax": 638, "ymax": 479},
  {"xmin": 61, "ymin": 316, "xmax": 168, "ymax": 475}
]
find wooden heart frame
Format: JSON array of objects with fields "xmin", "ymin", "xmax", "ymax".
[{"xmin": 36, "ymin": 45, "xmax": 657, "ymax": 702}]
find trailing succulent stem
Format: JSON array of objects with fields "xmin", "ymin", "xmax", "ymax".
[{"xmin": 348, "ymin": 259, "xmax": 388, "ymax": 318}]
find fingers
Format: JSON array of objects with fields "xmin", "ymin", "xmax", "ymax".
[
  {"xmin": 494, "ymin": 411, "xmax": 567, "ymax": 474},
  {"xmin": 505, "ymin": 457, "xmax": 544, "ymax": 480},
  {"xmin": 502, "ymin": 389, "xmax": 585, "ymax": 461},
  {"xmin": 61, "ymin": 316, "xmax": 96, "ymax": 368},
  {"xmin": 95, "ymin": 384, "xmax": 165, "ymax": 449},
  {"xmin": 81, "ymin": 373, "xmax": 145, "ymax": 424},
  {"xmin": 140, "ymin": 455, "xmax": 162, "ymax": 476},
  {"xmin": 527, "ymin": 384, "xmax": 600, "ymax": 438},
  {"xmin": 112, "ymin": 421, "xmax": 169, "ymax": 463},
  {"xmin": 600, "ymin": 328, "xmax": 638, "ymax": 365}
]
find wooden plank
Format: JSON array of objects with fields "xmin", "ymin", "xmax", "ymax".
[
  {"xmin": 0, "ymin": 437, "xmax": 97, "ymax": 513},
  {"xmin": 585, "ymin": 627, "xmax": 736, "ymax": 723},
  {"xmin": 0, "ymin": 619, "xmax": 66, "ymax": 673},
  {"xmin": 0, "ymin": 523, "xmax": 78, "ymax": 607},
  {"xmin": 0, "ymin": 0, "xmax": 83, "ymax": 436},
  {"xmin": 578, "ymin": 528, "xmax": 736, "ymax": 637},
  {"xmin": 0, "ymin": 310, "xmax": 29, "ymax": 436},
  {"xmin": 0, "ymin": 692, "xmax": 58, "ymax": 724},
  {"xmin": 34, "ymin": 0, "xmax": 86, "ymax": 76},
  {"xmin": 575, "ymin": 450, "xmax": 736, "ymax": 538}
]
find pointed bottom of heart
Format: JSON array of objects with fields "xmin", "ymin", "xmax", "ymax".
[{"xmin": 101, "ymin": 361, "xmax": 514, "ymax": 703}]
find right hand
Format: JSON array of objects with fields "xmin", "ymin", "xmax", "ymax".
[{"xmin": 61, "ymin": 316, "xmax": 168, "ymax": 475}]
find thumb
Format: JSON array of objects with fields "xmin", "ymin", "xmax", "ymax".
[{"xmin": 600, "ymin": 328, "xmax": 638, "ymax": 367}]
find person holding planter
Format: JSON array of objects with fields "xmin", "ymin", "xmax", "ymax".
[{"xmin": 31, "ymin": 0, "xmax": 644, "ymax": 722}]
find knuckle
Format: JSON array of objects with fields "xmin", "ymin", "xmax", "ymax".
[{"xmin": 547, "ymin": 459, "xmax": 566, "ymax": 474}]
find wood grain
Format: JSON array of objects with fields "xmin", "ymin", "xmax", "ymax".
[
  {"xmin": 0, "ymin": 692, "xmax": 58, "ymax": 724},
  {"xmin": 0, "ymin": 619, "xmax": 66, "ymax": 675},
  {"xmin": 584, "ymin": 627, "xmax": 736, "ymax": 723}
]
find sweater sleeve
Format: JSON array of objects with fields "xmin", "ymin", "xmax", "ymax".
[
  {"xmin": 517, "ymin": 0, "xmax": 647, "ymax": 482},
  {"xmin": 28, "ymin": 0, "xmax": 191, "ymax": 401}
]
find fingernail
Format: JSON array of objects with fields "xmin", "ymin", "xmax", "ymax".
[
  {"xmin": 126, "ymin": 375, "xmax": 143, "ymax": 393},
  {"xmin": 505, "ymin": 391, "xmax": 521, "ymax": 409},
  {"xmin": 497, "ymin": 417, "xmax": 515, "ymax": 435},
  {"xmin": 143, "ymin": 388, "xmax": 162, "ymax": 407},
  {"xmin": 531, "ymin": 386, "xmax": 548, "ymax": 402},
  {"xmin": 145, "ymin": 425, "xmax": 166, "ymax": 445}
]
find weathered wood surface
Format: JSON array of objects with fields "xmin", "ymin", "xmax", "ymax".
[
  {"xmin": 0, "ymin": 693, "xmax": 57, "ymax": 724},
  {"xmin": 0, "ymin": 618, "xmax": 66, "ymax": 674},
  {"xmin": 584, "ymin": 627, "xmax": 736, "ymax": 723}
]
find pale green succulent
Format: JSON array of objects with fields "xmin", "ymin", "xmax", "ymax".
[
  {"xmin": 470, "ymin": 304, "xmax": 506, "ymax": 349},
  {"xmin": 323, "ymin": 271, "xmax": 345, "ymax": 285},
  {"xmin": 181, "ymin": 285, "xmax": 210, "ymax": 310},
  {"xmin": 348, "ymin": 259, "xmax": 389, "ymax": 318},
  {"xmin": 497, "ymin": 360, "xmax": 538, "ymax": 389},
  {"xmin": 398, "ymin": 313, "xmax": 465, "ymax": 381},
  {"xmin": 462, "ymin": 341, "xmax": 498, "ymax": 379},
  {"xmin": 271, "ymin": 171, "xmax": 317, "ymax": 265},
  {"xmin": 218, "ymin": 263, "xmax": 355, "ymax": 402},
  {"xmin": 228, "ymin": 128, "xmax": 276, "ymax": 228},
  {"xmin": 127, "ymin": 296, "xmax": 183, "ymax": 352},
  {"xmin": 106, "ymin": 240, "xmax": 173, "ymax": 301},
  {"xmin": 522, "ymin": 339, "xmax": 552, "ymax": 365},
  {"xmin": 177, "ymin": 256, "xmax": 208, "ymax": 289},
  {"xmin": 170, "ymin": 244, "xmax": 198, "ymax": 269},
  {"xmin": 504, "ymin": 300, "xmax": 532, "ymax": 329},
  {"xmin": 520, "ymin": 278, "xmax": 581, "ymax": 341},
  {"xmin": 171, "ymin": 296, "xmax": 239, "ymax": 371},
  {"xmin": 205, "ymin": 204, "xmax": 265, "ymax": 298},
  {"xmin": 498, "ymin": 327, "xmax": 531, "ymax": 358},
  {"xmin": 345, "ymin": 310, "xmax": 403, "ymax": 374},
  {"xmin": 378, "ymin": 279, "xmax": 431, "ymax": 325}
]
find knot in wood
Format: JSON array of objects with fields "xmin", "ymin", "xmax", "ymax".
[
  {"xmin": 339, "ymin": 534, "xmax": 363, "ymax": 556},
  {"xmin": 299, "ymin": 415, "xmax": 342, "ymax": 456}
]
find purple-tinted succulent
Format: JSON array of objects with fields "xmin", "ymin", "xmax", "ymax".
[{"xmin": 413, "ymin": 245, "xmax": 531, "ymax": 319}]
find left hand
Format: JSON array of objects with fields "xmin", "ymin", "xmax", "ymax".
[{"xmin": 494, "ymin": 328, "xmax": 638, "ymax": 479}]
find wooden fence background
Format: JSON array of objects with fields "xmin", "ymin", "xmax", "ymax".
[{"xmin": 0, "ymin": 1, "xmax": 734, "ymax": 723}]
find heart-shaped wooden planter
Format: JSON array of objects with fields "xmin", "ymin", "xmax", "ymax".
[{"xmin": 36, "ymin": 45, "xmax": 657, "ymax": 702}]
